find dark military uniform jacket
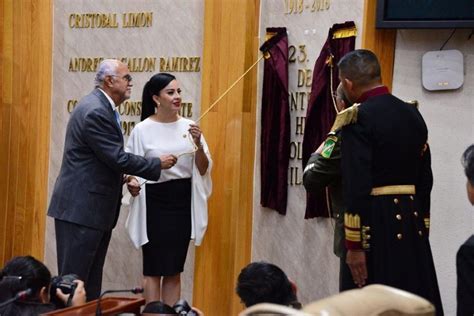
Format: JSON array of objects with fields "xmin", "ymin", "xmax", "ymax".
[
  {"xmin": 341, "ymin": 86, "xmax": 432, "ymax": 250},
  {"xmin": 457, "ymin": 235, "xmax": 474, "ymax": 316},
  {"xmin": 341, "ymin": 86, "xmax": 443, "ymax": 315},
  {"xmin": 303, "ymin": 130, "xmax": 345, "ymax": 258}
]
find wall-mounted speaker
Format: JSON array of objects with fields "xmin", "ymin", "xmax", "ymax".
[{"xmin": 422, "ymin": 49, "xmax": 464, "ymax": 91}]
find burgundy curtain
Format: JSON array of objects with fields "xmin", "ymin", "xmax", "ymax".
[
  {"xmin": 260, "ymin": 27, "xmax": 290, "ymax": 215},
  {"xmin": 302, "ymin": 22, "xmax": 356, "ymax": 219}
]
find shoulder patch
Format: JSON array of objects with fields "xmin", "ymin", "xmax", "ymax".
[
  {"xmin": 330, "ymin": 103, "xmax": 360, "ymax": 132},
  {"xmin": 321, "ymin": 135, "xmax": 338, "ymax": 158}
]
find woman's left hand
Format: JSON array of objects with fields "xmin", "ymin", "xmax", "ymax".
[{"xmin": 188, "ymin": 124, "xmax": 202, "ymax": 147}]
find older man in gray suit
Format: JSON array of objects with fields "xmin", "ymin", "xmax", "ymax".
[{"xmin": 48, "ymin": 59, "xmax": 177, "ymax": 300}]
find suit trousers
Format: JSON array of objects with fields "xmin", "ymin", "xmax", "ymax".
[{"xmin": 55, "ymin": 219, "xmax": 112, "ymax": 301}]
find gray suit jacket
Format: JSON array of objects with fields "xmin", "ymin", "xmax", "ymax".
[{"xmin": 48, "ymin": 89, "xmax": 161, "ymax": 231}]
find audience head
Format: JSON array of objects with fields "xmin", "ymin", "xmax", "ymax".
[
  {"xmin": 0, "ymin": 255, "xmax": 51, "ymax": 303},
  {"xmin": 236, "ymin": 261, "xmax": 300, "ymax": 309},
  {"xmin": 142, "ymin": 300, "xmax": 178, "ymax": 315},
  {"xmin": 0, "ymin": 255, "xmax": 86, "ymax": 315},
  {"xmin": 0, "ymin": 256, "xmax": 53, "ymax": 315},
  {"xmin": 337, "ymin": 49, "xmax": 381, "ymax": 103},
  {"xmin": 462, "ymin": 144, "xmax": 474, "ymax": 205},
  {"xmin": 141, "ymin": 73, "xmax": 178, "ymax": 121},
  {"xmin": 94, "ymin": 59, "xmax": 133, "ymax": 105}
]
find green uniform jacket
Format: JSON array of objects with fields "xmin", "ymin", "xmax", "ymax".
[{"xmin": 302, "ymin": 130, "xmax": 346, "ymax": 258}]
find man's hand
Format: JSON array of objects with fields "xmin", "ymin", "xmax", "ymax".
[
  {"xmin": 56, "ymin": 280, "xmax": 86, "ymax": 307},
  {"xmin": 126, "ymin": 176, "xmax": 141, "ymax": 197},
  {"xmin": 159, "ymin": 154, "xmax": 177, "ymax": 169},
  {"xmin": 346, "ymin": 249, "xmax": 368, "ymax": 287}
]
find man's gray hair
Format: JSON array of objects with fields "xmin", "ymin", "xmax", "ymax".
[{"xmin": 94, "ymin": 59, "xmax": 120, "ymax": 88}]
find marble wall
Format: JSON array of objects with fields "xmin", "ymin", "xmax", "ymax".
[
  {"xmin": 392, "ymin": 29, "xmax": 474, "ymax": 315},
  {"xmin": 253, "ymin": 0, "xmax": 364, "ymax": 304},
  {"xmin": 46, "ymin": 0, "xmax": 204, "ymax": 302}
]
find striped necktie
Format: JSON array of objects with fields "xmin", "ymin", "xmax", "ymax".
[{"xmin": 114, "ymin": 110, "xmax": 121, "ymax": 128}]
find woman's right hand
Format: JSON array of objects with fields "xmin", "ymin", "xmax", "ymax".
[{"xmin": 160, "ymin": 154, "xmax": 177, "ymax": 169}]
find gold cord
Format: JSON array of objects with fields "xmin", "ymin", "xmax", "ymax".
[
  {"xmin": 328, "ymin": 55, "xmax": 340, "ymax": 115},
  {"xmin": 177, "ymin": 132, "xmax": 199, "ymax": 158},
  {"xmin": 177, "ymin": 53, "xmax": 265, "ymax": 157},
  {"xmin": 195, "ymin": 54, "xmax": 265, "ymax": 124},
  {"xmin": 325, "ymin": 187, "xmax": 335, "ymax": 231}
]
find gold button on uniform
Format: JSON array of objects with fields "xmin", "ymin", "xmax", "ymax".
[
  {"xmin": 410, "ymin": 195, "xmax": 414, "ymax": 200},
  {"xmin": 418, "ymin": 230, "xmax": 423, "ymax": 236},
  {"xmin": 396, "ymin": 214, "xmax": 402, "ymax": 220},
  {"xmin": 414, "ymin": 211, "xmax": 418, "ymax": 217},
  {"xmin": 394, "ymin": 198, "xmax": 399, "ymax": 204},
  {"xmin": 397, "ymin": 233, "xmax": 403, "ymax": 240}
]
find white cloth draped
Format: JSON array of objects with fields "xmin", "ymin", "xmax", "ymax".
[{"xmin": 124, "ymin": 117, "xmax": 212, "ymax": 248}]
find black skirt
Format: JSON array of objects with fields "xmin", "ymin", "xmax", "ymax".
[{"xmin": 142, "ymin": 178, "xmax": 191, "ymax": 276}]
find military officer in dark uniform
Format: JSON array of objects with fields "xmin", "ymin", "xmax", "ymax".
[
  {"xmin": 456, "ymin": 144, "xmax": 474, "ymax": 316},
  {"xmin": 303, "ymin": 83, "xmax": 356, "ymax": 292},
  {"xmin": 337, "ymin": 49, "xmax": 443, "ymax": 315}
]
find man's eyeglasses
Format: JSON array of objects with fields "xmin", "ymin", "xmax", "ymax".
[{"xmin": 111, "ymin": 74, "xmax": 133, "ymax": 82}]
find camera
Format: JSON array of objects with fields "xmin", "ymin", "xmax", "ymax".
[
  {"xmin": 49, "ymin": 274, "xmax": 79, "ymax": 308},
  {"xmin": 143, "ymin": 299, "xmax": 198, "ymax": 315},
  {"xmin": 172, "ymin": 299, "xmax": 198, "ymax": 316}
]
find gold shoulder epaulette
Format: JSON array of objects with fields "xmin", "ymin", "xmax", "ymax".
[
  {"xmin": 330, "ymin": 103, "xmax": 360, "ymax": 132},
  {"xmin": 406, "ymin": 100, "xmax": 419, "ymax": 108}
]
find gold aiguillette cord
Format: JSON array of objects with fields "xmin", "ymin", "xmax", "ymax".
[{"xmin": 177, "ymin": 54, "xmax": 265, "ymax": 158}]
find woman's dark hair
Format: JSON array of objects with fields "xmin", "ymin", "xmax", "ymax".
[
  {"xmin": 141, "ymin": 73, "xmax": 176, "ymax": 121},
  {"xmin": 236, "ymin": 261, "xmax": 300, "ymax": 309},
  {"xmin": 0, "ymin": 256, "xmax": 52, "ymax": 315},
  {"xmin": 462, "ymin": 144, "xmax": 474, "ymax": 184}
]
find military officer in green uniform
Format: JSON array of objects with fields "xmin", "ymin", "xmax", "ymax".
[
  {"xmin": 303, "ymin": 83, "xmax": 356, "ymax": 292},
  {"xmin": 337, "ymin": 49, "xmax": 443, "ymax": 315}
]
